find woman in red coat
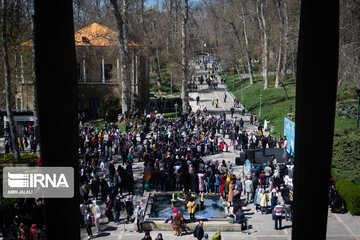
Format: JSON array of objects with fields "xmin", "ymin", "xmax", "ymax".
[{"xmin": 219, "ymin": 175, "xmax": 227, "ymax": 196}]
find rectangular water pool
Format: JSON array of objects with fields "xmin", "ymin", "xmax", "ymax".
[{"xmin": 149, "ymin": 194, "xmax": 225, "ymax": 219}]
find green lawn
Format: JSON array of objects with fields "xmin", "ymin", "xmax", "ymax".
[
  {"xmin": 222, "ymin": 72, "xmax": 359, "ymax": 135},
  {"xmin": 223, "ymin": 73, "xmax": 296, "ymax": 136},
  {"xmin": 88, "ymin": 119, "xmax": 129, "ymax": 132}
]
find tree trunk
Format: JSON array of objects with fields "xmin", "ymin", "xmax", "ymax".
[
  {"xmin": 275, "ymin": 42, "xmax": 282, "ymax": 88},
  {"xmin": 274, "ymin": 0, "xmax": 283, "ymax": 88},
  {"xmin": 152, "ymin": 21, "xmax": 162, "ymax": 87},
  {"xmin": 30, "ymin": 14, "xmax": 41, "ymax": 155},
  {"xmin": 257, "ymin": 0, "xmax": 269, "ymax": 89},
  {"xmin": 240, "ymin": 1, "xmax": 254, "ymax": 84},
  {"xmin": 235, "ymin": 63, "xmax": 242, "ymax": 82},
  {"xmin": 110, "ymin": 0, "xmax": 130, "ymax": 116},
  {"xmin": 281, "ymin": 1, "xmax": 289, "ymax": 78},
  {"xmin": 1, "ymin": 0, "xmax": 20, "ymax": 162},
  {"xmin": 280, "ymin": 80, "xmax": 289, "ymax": 101},
  {"xmin": 181, "ymin": 0, "xmax": 189, "ymax": 113},
  {"xmin": 122, "ymin": 0, "xmax": 131, "ymax": 116}
]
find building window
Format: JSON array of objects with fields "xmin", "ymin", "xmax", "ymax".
[
  {"xmin": 16, "ymin": 98, "xmax": 21, "ymax": 110},
  {"xmin": 105, "ymin": 64, "xmax": 112, "ymax": 80}
]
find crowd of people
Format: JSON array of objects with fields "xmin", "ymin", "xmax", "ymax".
[
  {"xmin": 3, "ymin": 124, "xmax": 38, "ymax": 154},
  {"xmin": 1, "ymin": 58, "xmax": 348, "ymax": 240}
]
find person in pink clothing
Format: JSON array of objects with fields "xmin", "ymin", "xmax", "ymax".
[{"xmin": 198, "ymin": 172, "xmax": 205, "ymax": 193}]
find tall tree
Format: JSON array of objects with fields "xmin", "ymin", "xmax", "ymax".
[
  {"xmin": 281, "ymin": 1, "xmax": 289, "ymax": 78},
  {"xmin": 181, "ymin": 0, "xmax": 189, "ymax": 113},
  {"xmin": 25, "ymin": 0, "xmax": 41, "ymax": 155},
  {"xmin": 257, "ymin": 0, "xmax": 269, "ymax": 89},
  {"xmin": 1, "ymin": 0, "xmax": 20, "ymax": 162},
  {"xmin": 110, "ymin": 0, "xmax": 131, "ymax": 116},
  {"xmin": 151, "ymin": 19, "xmax": 162, "ymax": 86},
  {"xmin": 274, "ymin": 0, "xmax": 282, "ymax": 88},
  {"xmin": 239, "ymin": 1, "xmax": 254, "ymax": 85}
]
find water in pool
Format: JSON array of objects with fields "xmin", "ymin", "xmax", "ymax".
[{"xmin": 150, "ymin": 195, "xmax": 225, "ymax": 219}]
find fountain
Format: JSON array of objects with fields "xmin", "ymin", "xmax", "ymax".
[
  {"xmin": 142, "ymin": 192, "xmax": 245, "ymax": 232},
  {"xmin": 148, "ymin": 193, "xmax": 225, "ymax": 220}
]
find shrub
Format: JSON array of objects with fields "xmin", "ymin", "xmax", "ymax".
[
  {"xmin": 1, "ymin": 153, "xmax": 38, "ymax": 164},
  {"xmin": 336, "ymin": 178, "xmax": 360, "ymax": 215},
  {"xmin": 332, "ymin": 128, "xmax": 360, "ymax": 183},
  {"xmin": 99, "ymin": 95, "xmax": 122, "ymax": 122},
  {"xmin": 337, "ymin": 104, "xmax": 357, "ymax": 119}
]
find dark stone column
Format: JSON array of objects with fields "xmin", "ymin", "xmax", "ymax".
[
  {"xmin": 292, "ymin": 1, "xmax": 339, "ymax": 239},
  {"xmin": 34, "ymin": 0, "xmax": 80, "ymax": 239}
]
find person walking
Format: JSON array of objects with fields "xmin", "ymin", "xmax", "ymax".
[
  {"xmin": 196, "ymin": 95, "xmax": 200, "ymax": 106},
  {"xmin": 282, "ymin": 136, "xmax": 288, "ymax": 159},
  {"xmin": 224, "ymin": 93, "xmax": 227, "ymax": 103},
  {"xmin": 113, "ymin": 195, "xmax": 122, "ymax": 225},
  {"xmin": 84, "ymin": 207, "xmax": 95, "ymax": 239},
  {"xmin": 172, "ymin": 208, "xmax": 182, "ymax": 236},
  {"xmin": 92, "ymin": 200, "xmax": 101, "ymax": 232},
  {"xmin": 125, "ymin": 195, "xmax": 134, "ymax": 224},
  {"xmin": 227, "ymin": 180, "xmax": 235, "ymax": 208},
  {"xmin": 135, "ymin": 202, "xmax": 144, "ymax": 232},
  {"xmin": 215, "ymin": 99, "xmax": 219, "ymax": 108},
  {"xmin": 187, "ymin": 197, "xmax": 197, "ymax": 222},
  {"xmin": 273, "ymin": 201, "xmax": 285, "ymax": 230},
  {"xmin": 260, "ymin": 190, "xmax": 270, "ymax": 214},
  {"xmin": 244, "ymin": 176, "xmax": 253, "ymax": 204},
  {"xmin": 259, "ymin": 170, "xmax": 267, "ymax": 190},
  {"xmin": 193, "ymin": 220, "xmax": 204, "ymax": 240},
  {"xmin": 230, "ymin": 107, "xmax": 235, "ymax": 118}
]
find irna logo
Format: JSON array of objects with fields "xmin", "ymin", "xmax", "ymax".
[
  {"xmin": 3, "ymin": 167, "xmax": 74, "ymax": 198},
  {"xmin": 8, "ymin": 172, "xmax": 69, "ymax": 188}
]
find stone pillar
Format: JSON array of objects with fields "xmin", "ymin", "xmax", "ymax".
[
  {"xmin": 20, "ymin": 54, "xmax": 25, "ymax": 83},
  {"xmin": 83, "ymin": 52, "xmax": 86, "ymax": 83},
  {"xmin": 102, "ymin": 51, "xmax": 105, "ymax": 83},
  {"xmin": 135, "ymin": 53, "xmax": 139, "ymax": 94},
  {"xmin": 15, "ymin": 55, "xmax": 18, "ymax": 81},
  {"xmin": 117, "ymin": 57, "xmax": 120, "ymax": 83}
]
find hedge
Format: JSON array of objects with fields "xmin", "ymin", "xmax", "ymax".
[
  {"xmin": 335, "ymin": 178, "xmax": 360, "ymax": 215},
  {"xmin": 1, "ymin": 153, "xmax": 38, "ymax": 164},
  {"xmin": 332, "ymin": 127, "xmax": 360, "ymax": 184}
]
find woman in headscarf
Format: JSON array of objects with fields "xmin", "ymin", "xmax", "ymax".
[
  {"xmin": 219, "ymin": 175, "xmax": 227, "ymax": 196},
  {"xmin": 227, "ymin": 180, "xmax": 235, "ymax": 207},
  {"xmin": 29, "ymin": 224, "xmax": 38, "ymax": 240},
  {"xmin": 212, "ymin": 230, "xmax": 222, "ymax": 240},
  {"xmin": 187, "ymin": 197, "xmax": 197, "ymax": 222},
  {"xmin": 172, "ymin": 208, "xmax": 182, "ymax": 236}
]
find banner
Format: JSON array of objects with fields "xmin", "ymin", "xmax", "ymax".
[{"xmin": 284, "ymin": 118, "xmax": 295, "ymax": 157}]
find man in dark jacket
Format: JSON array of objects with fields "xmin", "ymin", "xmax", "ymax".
[{"xmin": 193, "ymin": 220, "xmax": 204, "ymax": 240}]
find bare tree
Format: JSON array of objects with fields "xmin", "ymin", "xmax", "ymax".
[
  {"xmin": 110, "ymin": 0, "xmax": 131, "ymax": 116},
  {"xmin": 257, "ymin": 0, "xmax": 269, "ymax": 89},
  {"xmin": 151, "ymin": 18, "xmax": 162, "ymax": 86},
  {"xmin": 273, "ymin": 0, "xmax": 282, "ymax": 88},
  {"xmin": 239, "ymin": 1, "xmax": 254, "ymax": 84},
  {"xmin": 1, "ymin": 0, "xmax": 20, "ymax": 162},
  {"xmin": 25, "ymin": 0, "xmax": 41, "ymax": 155}
]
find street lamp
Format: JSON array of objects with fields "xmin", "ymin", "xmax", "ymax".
[
  {"xmin": 356, "ymin": 88, "xmax": 360, "ymax": 127},
  {"xmin": 259, "ymin": 94, "xmax": 262, "ymax": 117},
  {"xmin": 174, "ymin": 102, "xmax": 178, "ymax": 120}
]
